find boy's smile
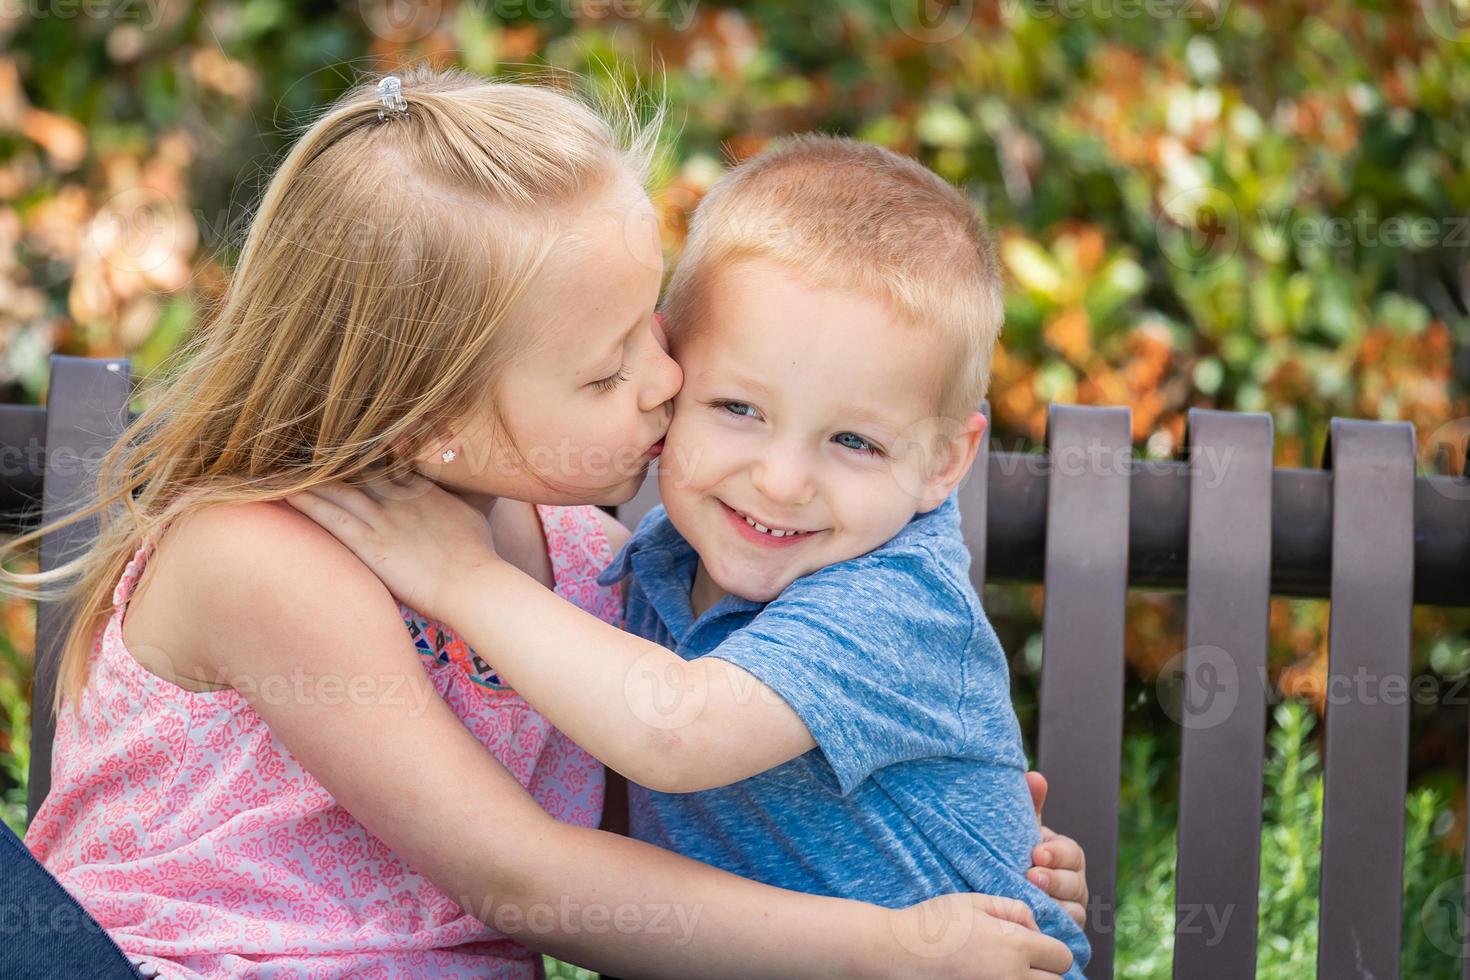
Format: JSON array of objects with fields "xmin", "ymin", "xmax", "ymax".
[
  {"xmin": 658, "ymin": 257, "xmax": 982, "ymax": 612},
  {"xmin": 719, "ymin": 499, "xmax": 827, "ymax": 545}
]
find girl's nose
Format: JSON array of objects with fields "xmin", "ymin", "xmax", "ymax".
[{"xmin": 639, "ymin": 341, "xmax": 683, "ymax": 414}]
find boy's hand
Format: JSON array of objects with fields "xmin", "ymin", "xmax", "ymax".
[
  {"xmin": 284, "ymin": 471, "xmax": 497, "ymax": 623},
  {"xmin": 1025, "ymin": 771, "xmax": 1090, "ymax": 930}
]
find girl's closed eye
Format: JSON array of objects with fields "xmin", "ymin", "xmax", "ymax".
[
  {"xmin": 591, "ymin": 366, "xmax": 630, "ymax": 393},
  {"xmin": 833, "ymin": 431, "xmax": 884, "ymax": 457}
]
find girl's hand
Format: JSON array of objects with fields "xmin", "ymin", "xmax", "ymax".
[
  {"xmin": 284, "ymin": 471, "xmax": 496, "ymax": 622},
  {"xmin": 1025, "ymin": 771, "xmax": 1090, "ymax": 930},
  {"xmin": 889, "ymin": 893, "xmax": 1073, "ymax": 979}
]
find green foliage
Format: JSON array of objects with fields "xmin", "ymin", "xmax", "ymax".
[
  {"xmin": 543, "ymin": 957, "xmax": 598, "ymax": 980},
  {"xmin": 0, "ymin": 624, "xmax": 29, "ymax": 837},
  {"xmin": 1113, "ymin": 700, "xmax": 1463, "ymax": 979}
]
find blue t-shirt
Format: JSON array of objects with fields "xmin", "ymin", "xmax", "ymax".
[{"xmin": 596, "ymin": 493, "xmax": 1089, "ymax": 976}]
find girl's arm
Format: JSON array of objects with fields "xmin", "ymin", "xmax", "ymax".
[
  {"xmin": 180, "ymin": 501, "xmax": 1073, "ymax": 980},
  {"xmin": 287, "ymin": 478, "xmax": 1092, "ymax": 926}
]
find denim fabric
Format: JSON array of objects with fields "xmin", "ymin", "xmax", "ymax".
[{"xmin": 0, "ymin": 817, "xmax": 139, "ymax": 979}]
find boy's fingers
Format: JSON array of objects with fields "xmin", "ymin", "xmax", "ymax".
[
  {"xmin": 1025, "ymin": 971, "xmax": 1065, "ymax": 980},
  {"xmin": 1034, "ymin": 833, "xmax": 1086, "ymax": 874},
  {"xmin": 1060, "ymin": 900, "xmax": 1086, "ymax": 930},
  {"xmin": 1030, "ymin": 867, "xmax": 1086, "ymax": 904},
  {"xmin": 1026, "ymin": 770, "xmax": 1048, "ymax": 823}
]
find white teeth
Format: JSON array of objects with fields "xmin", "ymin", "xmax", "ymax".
[{"xmin": 741, "ymin": 513, "xmax": 807, "ymax": 537}]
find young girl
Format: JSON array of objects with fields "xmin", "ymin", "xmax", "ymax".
[{"xmin": 9, "ymin": 66, "xmax": 1080, "ymax": 979}]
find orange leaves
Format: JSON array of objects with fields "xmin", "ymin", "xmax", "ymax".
[
  {"xmin": 0, "ymin": 57, "xmax": 85, "ymax": 173},
  {"xmin": 996, "ymin": 222, "xmax": 1176, "ymax": 441},
  {"xmin": 19, "ymin": 111, "xmax": 86, "ymax": 173},
  {"xmin": 1122, "ymin": 594, "xmax": 1184, "ymax": 683},
  {"xmin": 0, "ymin": 552, "xmax": 36, "ymax": 666},
  {"xmin": 188, "ymin": 48, "xmax": 258, "ymax": 102},
  {"xmin": 1353, "ymin": 320, "xmax": 1455, "ymax": 433},
  {"xmin": 1043, "ymin": 305, "xmax": 1092, "ymax": 365},
  {"xmin": 1271, "ymin": 600, "xmax": 1329, "ymax": 714},
  {"xmin": 66, "ymin": 133, "xmax": 199, "ymax": 344}
]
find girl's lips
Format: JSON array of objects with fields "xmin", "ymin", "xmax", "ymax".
[
  {"xmin": 718, "ymin": 500, "xmax": 820, "ymax": 548},
  {"xmin": 645, "ymin": 439, "xmax": 664, "ymax": 459}
]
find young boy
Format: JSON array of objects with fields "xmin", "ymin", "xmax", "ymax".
[
  {"xmin": 598, "ymin": 135, "xmax": 1088, "ymax": 976},
  {"xmin": 293, "ymin": 135, "xmax": 1089, "ymax": 976}
]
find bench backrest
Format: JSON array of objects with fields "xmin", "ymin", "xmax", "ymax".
[{"xmin": 12, "ymin": 356, "xmax": 1469, "ymax": 980}]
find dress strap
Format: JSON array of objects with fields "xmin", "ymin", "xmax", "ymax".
[
  {"xmin": 533, "ymin": 505, "xmax": 613, "ymax": 593},
  {"xmin": 110, "ymin": 532, "xmax": 159, "ymax": 611}
]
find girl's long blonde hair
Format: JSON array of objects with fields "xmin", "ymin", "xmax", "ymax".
[{"xmin": 2, "ymin": 64, "xmax": 660, "ymax": 713}]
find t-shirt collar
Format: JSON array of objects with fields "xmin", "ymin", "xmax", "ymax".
[{"xmin": 598, "ymin": 506, "xmax": 765, "ymax": 647}]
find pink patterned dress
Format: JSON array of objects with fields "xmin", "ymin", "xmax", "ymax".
[{"xmin": 24, "ymin": 504, "xmax": 622, "ymax": 980}]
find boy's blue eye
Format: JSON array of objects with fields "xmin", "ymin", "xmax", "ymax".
[
  {"xmin": 834, "ymin": 431, "xmax": 882, "ymax": 456},
  {"xmin": 717, "ymin": 400, "xmax": 760, "ymax": 419}
]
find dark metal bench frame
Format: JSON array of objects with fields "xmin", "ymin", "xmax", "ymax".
[{"xmin": 7, "ymin": 355, "xmax": 1468, "ymax": 979}]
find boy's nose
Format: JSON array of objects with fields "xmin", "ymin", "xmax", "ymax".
[{"xmin": 751, "ymin": 450, "xmax": 816, "ymax": 510}]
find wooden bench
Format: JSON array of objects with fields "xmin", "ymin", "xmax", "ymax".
[{"xmin": 8, "ymin": 355, "xmax": 1469, "ymax": 980}]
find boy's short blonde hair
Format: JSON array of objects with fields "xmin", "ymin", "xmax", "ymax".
[{"xmin": 662, "ymin": 134, "xmax": 1003, "ymax": 420}]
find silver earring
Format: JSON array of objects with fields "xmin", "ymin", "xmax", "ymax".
[{"xmin": 440, "ymin": 448, "xmax": 457, "ymax": 463}]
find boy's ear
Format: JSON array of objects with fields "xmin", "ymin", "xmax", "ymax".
[{"xmin": 915, "ymin": 411, "xmax": 987, "ymax": 513}]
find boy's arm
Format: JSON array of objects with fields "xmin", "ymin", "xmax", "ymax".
[{"xmin": 287, "ymin": 479, "xmax": 816, "ymax": 792}]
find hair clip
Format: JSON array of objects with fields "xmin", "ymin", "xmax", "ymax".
[{"xmin": 376, "ymin": 75, "xmax": 408, "ymax": 121}]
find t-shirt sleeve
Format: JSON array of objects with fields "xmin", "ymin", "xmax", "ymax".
[{"xmin": 706, "ymin": 545, "xmax": 974, "ymax": 796}]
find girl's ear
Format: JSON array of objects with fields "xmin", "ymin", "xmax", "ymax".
[
  {"xmin": 915, "ymin": 411, "xmax": 987, "ymax": 513},
  {"xmin": 392, "ymin": 420, "xmax": 462, "ymax": 474}
]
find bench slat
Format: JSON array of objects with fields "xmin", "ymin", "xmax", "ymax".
[
  {"xmin": 27, "ymin": 356, "xmax": 132, "ymax": 821},
  {"xmin": 1172, "ymin": 409, "xmax": 1272, "ymax": 978},
  {"xmin": 0, "ymin": 403, "xmax": 46, "ymax": 521},
  {"xmin": 1316, "ymin": 417, "xmax": 1414, "ymax": 980},
  {"xmin": 1038, "ymin": 404, "xmax": 1131, "ymax": 979},
  {"xmin": 957, "ymin": 402, "xmax": 991, "ymax": 594}
]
